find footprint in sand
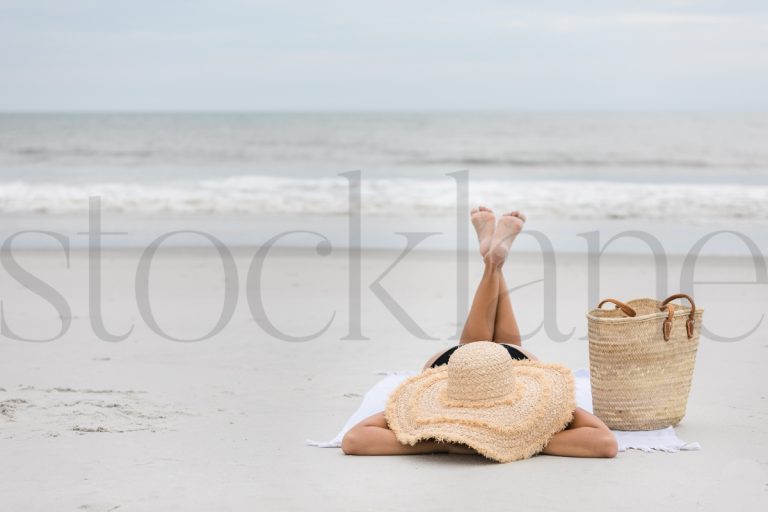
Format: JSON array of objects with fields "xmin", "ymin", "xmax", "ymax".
[{"xmin": 0, "ymin": 386, "xmax": 188, "ymax": 439}]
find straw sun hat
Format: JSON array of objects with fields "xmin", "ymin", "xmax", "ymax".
[{"xmin": 385, "ymin": 342, "xmax": 576, "ymax": 463}]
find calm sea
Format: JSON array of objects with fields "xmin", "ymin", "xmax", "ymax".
[{"xmin": 0, "ymin": 112, "xmax": 767, "ymax": 254}]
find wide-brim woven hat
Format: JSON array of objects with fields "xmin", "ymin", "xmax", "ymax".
[{"xmin": 385, "ymin": 341, "xmax": 576, "ymax": 463}]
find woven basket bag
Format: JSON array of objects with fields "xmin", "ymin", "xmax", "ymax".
[{"xmin": 587, "ymin": 293, "xmax": 703, "ymax": 430}]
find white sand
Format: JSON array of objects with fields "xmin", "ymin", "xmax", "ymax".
[{"xmin": 0, "ymin": 246, "xmax": 766, "ymax": 511}]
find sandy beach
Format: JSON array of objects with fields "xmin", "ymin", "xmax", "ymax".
[
  {"xmin": 1, "ymin": 245, "xmax": 766, "ymax": 511},
  {"xmin": 3, "ymin": 0, "xmax": 768, "ymax": 508}
]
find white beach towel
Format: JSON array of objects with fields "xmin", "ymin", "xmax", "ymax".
[{"xmin": 306, "ymin": 368, "xmax": 701, "ymax": 453}]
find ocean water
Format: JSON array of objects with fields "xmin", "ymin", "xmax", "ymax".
[{"xmin": 0, "ymin": 112, "xmax": 767, "ymax": 254}]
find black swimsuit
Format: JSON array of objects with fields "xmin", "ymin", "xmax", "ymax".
[{"xmin": 430, "ymin": 344, "xmax": 528, "ymax": 368}]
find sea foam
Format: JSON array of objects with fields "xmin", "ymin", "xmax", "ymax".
[{"xmin": 1, "ymin": 175, "xmax": 767, "ymax": 222}]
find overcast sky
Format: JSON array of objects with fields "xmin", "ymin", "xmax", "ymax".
[{"xmin": 1, "ymin": 0, "xmax": 767, "ymax": 111}]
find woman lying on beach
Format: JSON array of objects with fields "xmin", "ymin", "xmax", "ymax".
[{"xmin": 342, "ymin": 207, "xmax": 618, "ymax": 461}]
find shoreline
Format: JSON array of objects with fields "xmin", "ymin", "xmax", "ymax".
[{"xmin": 2, "ymin": 212, "xmax": 767, "ymax": 256}]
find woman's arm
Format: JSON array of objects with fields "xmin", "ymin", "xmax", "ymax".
[
  {"xmin": 342, "ymin": 408, "xmax": 617, "ymax": 459},
  {"xmin": 341, "ymin": 412, "xmax": 475, "ymax": 456},
  {"xmin": 540, "ymin": 407, "xmax": 618, "ymax": 458}
]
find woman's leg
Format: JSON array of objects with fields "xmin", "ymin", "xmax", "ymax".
[
  {"xmin": 491, "ymin": 212, "xmax": 526, "ymax": 346},
  {"xmin": 461, "ymin": 209, "xmax": 526, "ymax": 345},
  {"xmin": 459, "ymin": 254, "xmax": 502, "ymax": 343},
  {"xmin": 492, "ymin": 270, "xmax": 522, "ymax": 346}
]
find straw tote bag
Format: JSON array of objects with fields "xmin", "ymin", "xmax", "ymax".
[{"xmin": 586, "ymin": 293, "xmax": 703, "ymax": 430}]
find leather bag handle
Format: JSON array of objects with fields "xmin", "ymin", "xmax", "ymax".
[
  {"xmin": 659, "ymin": 293, "xmax": 696, "ymax": 339},
  {"xmin": 597, "ymin": 298, "xmax": 637, "ymax": 317}
]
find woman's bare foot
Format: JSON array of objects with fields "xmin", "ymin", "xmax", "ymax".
[
  {"xmin": 470, "ymin": 206, "xmax": 496, "ymax": 257},
  {"xmin": 487, "ymin": 211, "xmax": 526, "ymax": 266}
]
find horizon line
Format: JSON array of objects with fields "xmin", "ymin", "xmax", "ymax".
[{"xmin": 1, "ymin": 108, "xmax": 766, "ymax": 115}]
